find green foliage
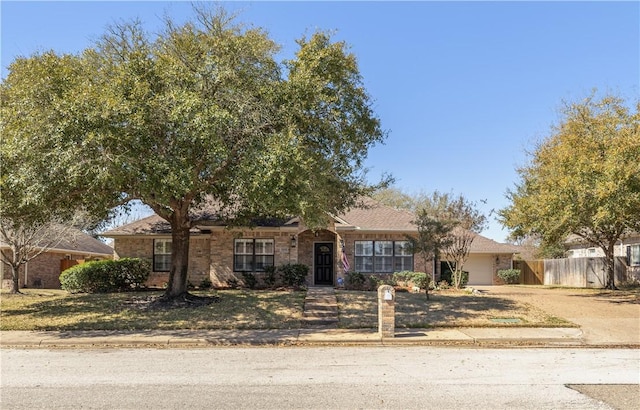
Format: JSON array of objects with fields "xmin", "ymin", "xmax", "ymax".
[
  {"xmin": 278, "ymin": 264, "xmax": 308, "ymax": 288},
  {"xmin": 345, "ymin": 271, "xmax": 367, "ymax": 290},
  {"xmin": 441, "ymin": 269, "xmax": 468, "ymax": 288},
  {"xmin": 241, "ymin": 272, "xmax": 258, "ymax": 289},
  {"xmin": 199, "ymin": 277, "xmax": 213, "ymax": 290},
  {"xmin": 59, "ymin": 258, "xmax": 150, "ymax": 293},
  {"xmin": 497, "ymin": 269, "xmax": 521, "ymax": 284},
  {"xmin": 1, "ymin": 5, "xmax": 388, "ymax": 299},
  {"xmin": 263, "ymin": 265, "xmax": 278, "ymax": 288},
  {"xmin": 500, "ymin": 93, "xmax": 640, "ymax": 289}
]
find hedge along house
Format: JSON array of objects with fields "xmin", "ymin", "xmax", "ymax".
[
  {"xmin": 1, "ymin": 229, "xmax": 114, "ymax": 289},
  {"xmin": 102, "ymin": 198, "xmax": 519, "ymax": 288}
]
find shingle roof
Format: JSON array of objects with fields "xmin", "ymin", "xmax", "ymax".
[
  {"xmin": 1, "ymin": 228, "xmax": 113, "ymax": 256},
  {"xmin": 334, "ymin": 197, "xmax": 416, "ymax": 231},
  {"xmin": 102, "ymin": 198, "xmax": 519, "ymax": 254}
]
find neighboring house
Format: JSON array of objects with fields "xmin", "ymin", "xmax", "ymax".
[
  {"xmin": 565, "ymin": 233, "xmax": 640, "ymax": 279},
  {"xmin": 1, "ymin": 230, "xmax": 114, "ymax": 289},
  {"xmin": 103, "ymin": 198, "xmax": 520, "ymax": 288}
]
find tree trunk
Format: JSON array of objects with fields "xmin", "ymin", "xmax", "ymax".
[
  {"xmin": 9, "ymin": 264, "xmax": 21, "ymax": 294},
  {"xmin": 163, "ymin": 210, "xmax": 192, "ymax": 299},
  {"xmin": 604, "ymin": 242, "xmax": 617, "ymax": 290}
]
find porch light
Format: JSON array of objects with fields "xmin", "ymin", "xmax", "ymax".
[{"xmin": 291, "ymin": 235, "xmax": 297, "ymax": 248}]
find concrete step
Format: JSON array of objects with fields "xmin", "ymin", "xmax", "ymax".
[
  {"xmin": 304, "ymin": 310, "xmax": 338, "ymax": 318},
  {"xmin": 303, "ymin": 287, "xmax": 339, "ymax": 328}
]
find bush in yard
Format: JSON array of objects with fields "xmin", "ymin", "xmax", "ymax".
[
  {"xmin": 497, "ymin": 269, "xmax": 521, "ymax": 284},
  {"xmin": 345, "ymin": 271, "xmax": 367, "ymax": 290},
  {"xmin": 278, "ymin": 264, "xmax": 308, "ymax": 288},
  {"xmin": 241, "ymin": 272, "xmax": 258, "ymax": 289},
  {"xmin": 441, "ymin": 269, "xmax": 469, "ymax": 288},
  {"xmin": 263, "ymin": 265, "xmax": 278, "ymax": 288},
  {"xmin": 60, "ymin": 258, "xmax": 150, "ymax": 293}
]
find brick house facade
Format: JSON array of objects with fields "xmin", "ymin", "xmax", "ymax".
[
  {"xmin": 1, "ymin": 231, "xmax": 114, "ymax": 289},
  {"xmin": 105, "ymin": 198, "xmax": 519, "ymax": 288}
]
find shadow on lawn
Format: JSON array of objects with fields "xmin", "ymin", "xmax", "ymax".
[
  {"xmin": 336, "ymin": 290, "xmax": 558, "ymax": 328},
  {"xmin": 2, "ymin": 290, "xmax": 306, "ymax": 332}
]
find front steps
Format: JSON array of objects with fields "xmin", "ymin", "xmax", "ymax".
[{"xmin": 302, "ymin": 287, "xmax": 339, "ymax": 328}]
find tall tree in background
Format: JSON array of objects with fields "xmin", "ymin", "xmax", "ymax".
[
  {"xmin": 1, "ymin": 6, "xmax": 387, "ymax": 303},
  {"xmin": 500, "ymin": 94, "xmax": 640, "ymax": 289}
]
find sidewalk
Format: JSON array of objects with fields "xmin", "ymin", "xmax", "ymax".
[{"xmin": 0, "ymin": 327, "xmax": 588, "ymax": 348}]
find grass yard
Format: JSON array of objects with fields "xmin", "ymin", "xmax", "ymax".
[
  {"xmin": 336, "ymin": 290, "xmax": 574, "ymax": 328},
  {"xmin": 0, "ymin": 289, "xmax": 306, "ymax": 331},
  {"xmin": 0, "ymin": 287, "xmax": 573, "ymax": 331}
]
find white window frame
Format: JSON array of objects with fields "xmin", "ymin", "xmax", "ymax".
[
  {"xmin": 354, "ymin": 240, "xmax": 413, "ymax": 273},
  {"xmin": 234, "ymin": 238, "xmax": 274, "ymax": 272},
  {"xmin": 153, "ymin": 239, "xmax": 172, "ymax": 272}
]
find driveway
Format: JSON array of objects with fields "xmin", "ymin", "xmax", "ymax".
[{"xmin": 476, "ymin": 286, "xmax": 640, "ymax": 346}]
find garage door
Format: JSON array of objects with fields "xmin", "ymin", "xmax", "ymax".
[{"xmin": 464, "ymin": 254, "xmax": 494, "ymax": 285}]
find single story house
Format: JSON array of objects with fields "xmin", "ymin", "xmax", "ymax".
[
  {"xmin": 1, "ymin": 229, "xmax": 114, "ymax": 289},
  {"xmin": 103, "ymin": 198, "xmax": 520, "ymax": 288}
]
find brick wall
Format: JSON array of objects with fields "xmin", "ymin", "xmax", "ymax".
[
  {"xmin": 114, "ymin": 236, "xmax": 211, "ymax": 288},
  {"xmin": 210, "ymin": 230, "xmax": 295, "ymax": 287},
  {"xmin": 1, "ymin": 252, "xmax": 107, "ymax": 289},
  {"xmin": 492, "ymin": 254, "xmax": 515, "ymax": 285}
]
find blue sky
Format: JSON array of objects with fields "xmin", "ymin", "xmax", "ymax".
[{"xmin": 2, "ymin": 1, "xmax": 639, "ymax": 242}]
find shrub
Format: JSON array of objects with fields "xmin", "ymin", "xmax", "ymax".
[
  {"xmin": 278, "ymin": 264, "xmax": 308, "ymax": 288},
  {"xmin": 263, "ymin": 265, "xmax": 278, "ymax": 288},
  {"xmin": 241, "ymin": 272, "xmax": 258, "ymax": 289},
  {"xmin": 409, "ymin": 272, "xmax": 429, "ymax": 290},
  {"xmin": 441, "ymin": 269, "xmax": 469, "ymax": 288},
  {"xmin": 199, "ymin": 277, "xmax": 212, "ymax": 289},
  {"xmin": 345, "ymin": 271, "xmax": 367, "ymax": 290},
  {"xmin": 392, "ymin": 271, "xmax": 414, "ymax": 287},
  {"xmin": 497, "ymin": 269, "xmax": 521, "ymax": 284},
  {"xmin": 60, "ymin": 258, "xmax": 150, "ymax": 293}
]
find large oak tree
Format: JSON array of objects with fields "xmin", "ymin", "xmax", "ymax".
[
  {"xmin": 1, "ymin": 7, "xmax": 387, "ymax": 302},
  {"xmin": 500, "ymin": 94, "xmax": 640, "ymax": 289}
]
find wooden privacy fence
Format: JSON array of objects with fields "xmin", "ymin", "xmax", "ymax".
[
  {"xmin": 515, "ymin": 257, "xmax": 627, "ymax": 288},
  {"xmin": 513, "ymin": 260, "xmax": 544, "ymax": 285},
  {"xmin": 544, "ymin": 257, "xmax": 627, "ymax": 288}
]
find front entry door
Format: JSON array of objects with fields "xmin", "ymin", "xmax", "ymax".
[{"xmin": 314, "ymin": 243, "xmax": 334, "ymax": 285}]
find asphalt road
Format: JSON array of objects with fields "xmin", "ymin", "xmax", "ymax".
[{"xmin": 1, "ymin": 347, "xmax": 639, "ymax": 409}]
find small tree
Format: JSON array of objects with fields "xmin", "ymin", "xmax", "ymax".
[
  {"xmin": 406, "ymin": 207, "xmax": 454, "ymax": 299},
  {"xmin": 437, "ymin": 194, "xmax": 487, "ymax": 289},
  {"xmin": 0, "ymin": 218, "xmax": 82, "ymax": 293}
]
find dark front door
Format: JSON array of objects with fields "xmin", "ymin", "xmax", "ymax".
[{"xmin": 314, "ymin": 243, "xmax": 334, "ymax": 285}]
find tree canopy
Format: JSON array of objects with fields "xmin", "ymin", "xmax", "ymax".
[
  {"xmin": 0, "ymin": 6, "xmax": 388, "ymax": 301},
  {"xmin": 500, "ymin": 93, "xmax": 640, "ymax": 288}
]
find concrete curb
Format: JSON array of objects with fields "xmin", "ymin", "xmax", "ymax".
[{"xmin": 0, "ymin": 327, "xmax": 611, "ymax": 349}]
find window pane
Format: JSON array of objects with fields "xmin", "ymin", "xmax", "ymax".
[
  {"xmin": 255, "ymin": 239, "xmax": 274, "ymax": 255},
  {"xmin": 235, "ymin": 239, "xmax": 253, "ymax": 255},
  {"xmin": 631, "ymin": 245, "xmax": 640, "ymax": 266},
  {"xmin": 355, "ymin": 256, "xmax": 373, "ymax": 272},
  {"xmin": 375, "ymin": 256, "xmax": 393, "ymax": 273},
  {"xmin": 255, "ymin": 255, "xmax": 274, "ymax": 271},
  {"xmin": 375, "ymin": 241, "xmax": 393, "ymax": 256},
  {"xmin": 355, "ymin": 241, "xmax": 373, "ymax": 256},
  {"xmin": 154, "ymin": 239, "xmax": 171, "ymax": 254},
  {"xmin": 154, "ymin": 254, "xmax": 171, "ymax": 272},
  {"xmin": 394, "ymin": 256, "xmax": 413, "ymax": 272},
  {"xmin": 395, "ymin": 241, "xmax": 411, "ymax": 256},
  {"xmin": 234, "ymin": 255, "xmax": 253, "ymax": 271}
]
